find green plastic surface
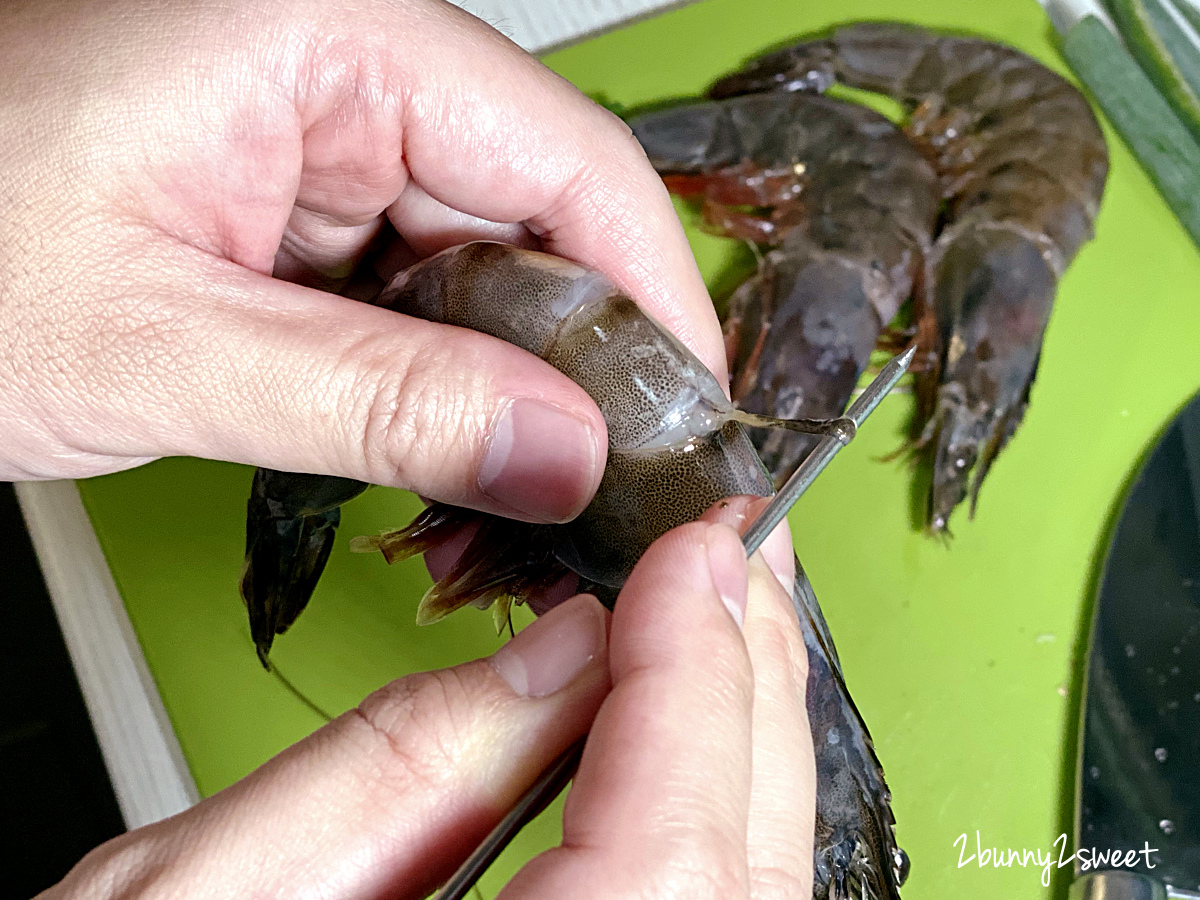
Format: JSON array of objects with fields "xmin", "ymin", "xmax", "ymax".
[{"xmin": 76, "ymin": 0, "xmax": 1200, "ymax": 896}]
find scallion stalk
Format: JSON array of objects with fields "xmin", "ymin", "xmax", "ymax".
[{"xmin": 1059, "ymin": 14, "xmax": 1200, "ymax": 247}]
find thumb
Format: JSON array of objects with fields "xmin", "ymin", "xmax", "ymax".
[
  {"xmin": 24, "ymin": 247, "xmax": 608, "ymax": 524},
  {"xmin": 46, "ymin": 595, "xmax": 611, "ymax": 900}
]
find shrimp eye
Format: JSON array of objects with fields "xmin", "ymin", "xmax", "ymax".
[{"xmin": 894, "ymin": 848, "xmax": 911, "ymax": 886}]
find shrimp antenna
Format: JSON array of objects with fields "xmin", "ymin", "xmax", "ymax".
[{"xmin": 268, "ymin": 662, "xmax": 335, "ymax": 722}]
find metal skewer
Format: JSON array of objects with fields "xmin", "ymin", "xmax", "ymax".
[
  {"xmin": 432, "ymin": 345, "xmax": 915, "ymax": 900},
  {"xmin": 741, "ymin": 343, "xmax": 915, "ymax": 556}
]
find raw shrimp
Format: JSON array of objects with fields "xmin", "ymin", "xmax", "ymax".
[
  {"xmin": 239, "ymin": 241, "xmax": 907, "ymax": 900},
  {"xmin": 709, "ymin": 22, "xmax": 1109, "ymax": 531},
  {"xmin": 629, "ymin": 90, "xmax": 939, "ymax": 485}
]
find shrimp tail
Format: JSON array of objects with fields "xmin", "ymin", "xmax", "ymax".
[
  {"xmin": 723, "ymin": 249, "xmax": 891, "ymax": 485},
  {"xmin": 239, "ymin": 469, "xmax": 368, "ymax": 666},
  {"xmin": 709, "ymin": 39, "xmax": 838, "ymax": 99},
  {"xmin": 349, "ymin": 503, "xmax": 480, "ymax": 564},
  {"xmin": 708, "ymin": 22, "xmax": 944, "ymax": 103},
  {"xmin": 793, "ymin": 558, "xmax": 908, "ymax": 900}
]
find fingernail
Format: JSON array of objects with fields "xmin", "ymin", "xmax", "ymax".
[
  {"xmin": 706, "ymin": 523, "xmax": 748, "ymax": 628},
  {"xmin": 744, "ymin": 497, "xmax": 795, "ymax": 590},
  {"xmin": 478, "ymin": 398, "xmax": 601, "ymax": 523},
  {"xmin": 491, "ymin": 595, "xmax": 607, "ymax": 697}
]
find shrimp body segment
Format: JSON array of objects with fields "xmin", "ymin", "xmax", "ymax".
[
  {"xmin": 377, "ymin": 242, "xmax": 777, "ymax": 588},
  {"xmin": 710, "ymin": 22, "xmax": 1110, "ymax": 530}
]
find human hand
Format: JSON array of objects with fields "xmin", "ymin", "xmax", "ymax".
[
  {"xmin": 0, "ymin": 0, "xmax": 724, "ymax": 526},
  {"xmin": 42, "ymin": 500, "xmax": 813, "ymax": 899}
]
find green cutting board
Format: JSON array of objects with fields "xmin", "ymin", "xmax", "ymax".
[{"xmin": 76, "ymin": 0, "xmax": 1200, "ymax": 897}]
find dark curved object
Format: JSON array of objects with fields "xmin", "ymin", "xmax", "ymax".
[
  {"xmin": 240, "ymin": 469, "xmax": 367, "ymax": 666},
  {"xmin": 1073, "ymin": 391, "xmax": 1200, "ymax": 897}
]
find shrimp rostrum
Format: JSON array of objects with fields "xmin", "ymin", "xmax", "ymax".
[
  {"xmin": 240, "ymin": 241, "xmax": 908, "ymax": 900},
  {"xmin": 709, "ymin": 22, "xmax": 1109, "ymax": 531},
  {"xmin": 628, "ymin": 89, "xmax": 939, "ymax": 486}
]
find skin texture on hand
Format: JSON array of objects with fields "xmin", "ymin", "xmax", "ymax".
[
  {"xmin": 40, "ymin": 500, "xmax": 813, "ymax": 900},
  {"xmin": 0, "ymin": 0, "xmax": 725, "ymax": 526}
]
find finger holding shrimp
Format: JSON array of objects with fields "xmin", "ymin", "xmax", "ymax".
[
  {"xmin": 44, "ymin": 503, "xmax": 814, "ymax": 900},
  {"xmin": 501, "ymin": 502, "xmax": 814, "ymax": 899},
  {"xmin": 43, "ymin": 594, "xmax": 614, "ymax": 900},
  {"xmin": 706, "ymin": 497, "xmax": 817, "ymax": 898},
  {"xmin": 279, "ymin": 0, "xmax": 724, "ymax": 375}
]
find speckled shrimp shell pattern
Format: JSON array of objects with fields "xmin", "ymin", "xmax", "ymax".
[
  {"xmin": 374, "ymin": 241, "xmax": 775, "ymax": 588},
  {"xmin": 710, "ymin": 22, "xmax": 1109, "ymax": 531}
]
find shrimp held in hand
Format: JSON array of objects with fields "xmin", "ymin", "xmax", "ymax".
[{"xmin": 240, "ymin": 242, "xmax": 908, "ymax": 899}]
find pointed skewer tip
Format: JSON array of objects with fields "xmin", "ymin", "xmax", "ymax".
[{"xmin": 741, "ymin": 345, "xmax": 914, "ymax": 558}]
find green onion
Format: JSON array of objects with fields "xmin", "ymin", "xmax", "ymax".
[
  {"xmin": 1106, "ymin": 0, "xmax": 1200, "ymax": 141},
  {"xmin": 1060, "ymin": 14, "xmax": 1200, "ymax": 247},
  {"xmin": 1172, "ymin": 0, "xmax": 1200, "ymax": 45}
]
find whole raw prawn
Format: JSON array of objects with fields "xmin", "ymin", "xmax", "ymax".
[
  {"xmin": 240, "ymin": 241, "xmax": 908, "ymax": 900},
  {"xmin": 628, "ymin": 90, "xmax": 939, "ymax": 486},
  {"xmin": 708, "ymin": 22, "xmax": 1109, "ymax": 531}
]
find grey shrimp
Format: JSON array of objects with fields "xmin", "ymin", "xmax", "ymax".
[{"xmin": 710, "ymin": 22, "xmax": 1109, "ymax": 531}]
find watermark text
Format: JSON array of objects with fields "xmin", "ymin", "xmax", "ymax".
[{"xmin": 954, "ymin": 831, "xmax": 1158, "ymax": 887}]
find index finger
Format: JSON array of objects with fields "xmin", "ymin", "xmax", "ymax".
[{"xmin": 289, "ymin": 0, "xmax": 727, "ymax": 382}]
